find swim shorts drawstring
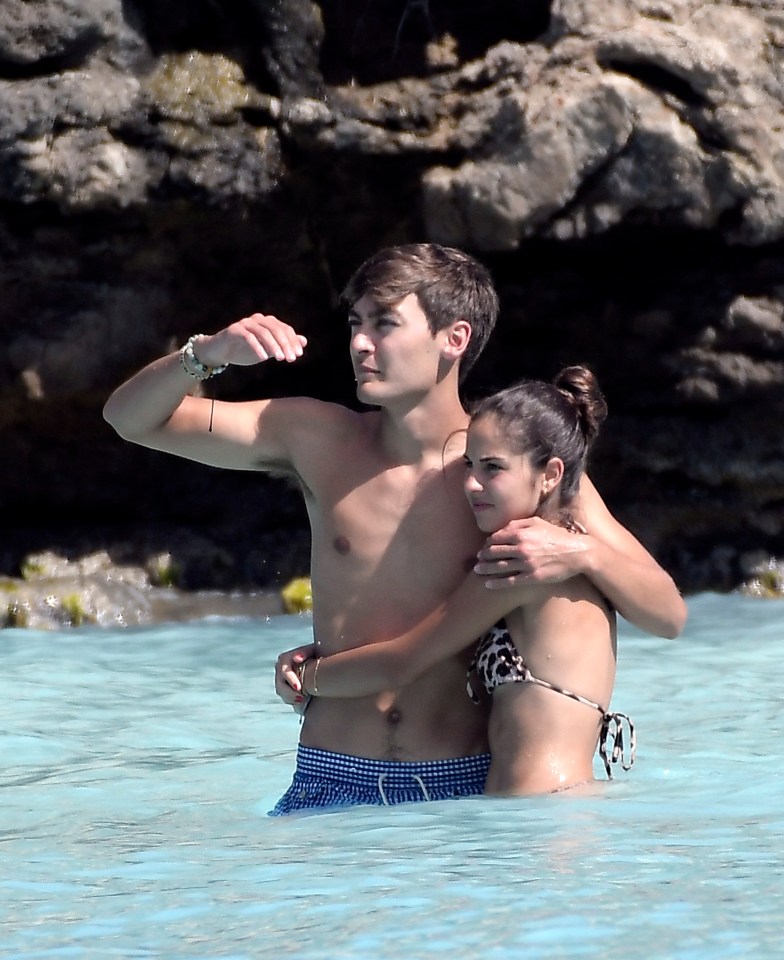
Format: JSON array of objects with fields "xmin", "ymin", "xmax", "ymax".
[
  {"xmin": 413, "ymin": 775, "xmax": 431, "ymax": 801},
  {"xmin": 377, "ymin": 773, "xmax": 432, "ymax": 805},
  {"xmin": 378, "ymin": 773, "xmax": 389, "ymax": 805}
]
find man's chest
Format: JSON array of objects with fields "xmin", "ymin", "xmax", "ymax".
[{"xmin": 308, "ymin": 459, "xmax": 482, "ymax": 579}]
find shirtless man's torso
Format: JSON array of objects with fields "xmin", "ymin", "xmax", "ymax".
[{"xmin": 297, "ymin": 404, "xmax": 490, "ymax": 761}]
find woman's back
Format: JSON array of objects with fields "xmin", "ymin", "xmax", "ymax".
[{"xmin": 479, "ymin": 576, "xmax": 617, "ymax": 795}]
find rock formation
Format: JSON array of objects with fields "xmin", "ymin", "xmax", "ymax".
[{"xmin": 1, "ymin": 0, "xmax": 783, "ymax": 620}]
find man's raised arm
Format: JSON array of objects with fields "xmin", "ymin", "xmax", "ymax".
[
  {"xmin": 474, "ymin": 475, "xmax": 687, "ymax": 639},
  {"xmin": 103, "ymin": 314, "xmax": 309, "ymax": 471}
]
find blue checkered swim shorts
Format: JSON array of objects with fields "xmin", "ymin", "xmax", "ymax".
[{"xmin": 269, "ymin": 745, "xmax": 491, "ymax": 815}]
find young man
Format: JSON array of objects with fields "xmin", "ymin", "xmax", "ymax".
[{"xmin": 103, "ymin": 243, "xmax": 686, "ymax": 813}]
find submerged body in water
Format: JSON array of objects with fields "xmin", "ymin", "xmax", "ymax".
[{"xmin": 0, "ymin": 594, "xmax": 781, "ymax": 958}]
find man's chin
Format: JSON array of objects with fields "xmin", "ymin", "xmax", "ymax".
[
  {"xmin": 356, "ymin": 377, "xmax": 384, "ymax": 395},
  {"xmin": 355, "ymin": 384, "xmax": 383, "ymax": 407}
]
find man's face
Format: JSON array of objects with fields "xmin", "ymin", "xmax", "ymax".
[{"xmin": 348, "ymin": 292, "xmax": 445, "ymax": 406}]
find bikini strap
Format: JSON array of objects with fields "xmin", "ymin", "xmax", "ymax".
[
  {"xmin": 512, "ymin": 656, "xmax": 604, "ymax": 713},
  {"xmin": 598, "ymin": 711, "xmax": 637, "ymax": 779},
  {"xmin": 514, "ymin": 655, "xmax": 637, "ymax": 780}
]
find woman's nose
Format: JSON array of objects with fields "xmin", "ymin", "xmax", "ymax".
[{"xmin": 464, "ymin": 472, "xmax": 482, "ymax": 493}]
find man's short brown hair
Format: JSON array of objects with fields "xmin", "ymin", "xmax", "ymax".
[{"xmin": 341, "ymin": 243, "xmax": 499, "ymax": 380}]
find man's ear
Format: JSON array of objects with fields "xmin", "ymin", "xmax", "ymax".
[{"xmin": 442, "ymin": 320, "xmax": 472, "ymax": 361}]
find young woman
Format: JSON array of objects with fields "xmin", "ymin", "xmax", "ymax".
[{"xmin": 284, "ymin": 366, "xmax": 635, "ymax": 796}]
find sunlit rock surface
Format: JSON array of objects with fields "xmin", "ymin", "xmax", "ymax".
[{"xmin": 1, "ymin": 0, "xmax": 783, "ymax": 613}]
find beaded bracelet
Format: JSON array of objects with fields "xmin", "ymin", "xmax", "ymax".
[{"xmin": 179, "ymin": 334, "xmax": 229, "ymax": 381}]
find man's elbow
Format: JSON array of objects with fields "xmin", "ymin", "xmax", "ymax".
[
  {"xmin": 662, "ymin": 595, "xmax": 688, "ymax": 639},
  {"xmin": 621, "ymin": 593, "xmax": 688, "ymax": 640},
  {"xmin": 102, "ymin": 392, "xmax": 126, "ymax": 430},
  {"xmin": 102, "ymin": 398, "xmax": 155, "ymax": 446},
  {"xmin": 103, "ymin": 399, "xmax": 135, "ymax": 441}
]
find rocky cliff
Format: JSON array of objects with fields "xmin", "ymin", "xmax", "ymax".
[{"xmin": 2, "ymin": 0, "xmax": 783, "ymax": 614}]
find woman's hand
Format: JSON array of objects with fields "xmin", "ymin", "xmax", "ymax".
[{"xmin": 275, "ymin": 643, "xmax": 317, "ymax": 709}]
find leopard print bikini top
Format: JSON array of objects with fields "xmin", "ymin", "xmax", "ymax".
[{"xmin": 468, "ymin": 620, "xmax": 636, "ymax": 779}]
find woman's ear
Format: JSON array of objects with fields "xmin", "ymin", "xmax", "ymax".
[
  {"xmin": 541, "ymin": 457, "xmax": 564, "ymax": 496},
  {"xmin": 442, "ymin": 320, "xmax": 472, "ymax": 361}
]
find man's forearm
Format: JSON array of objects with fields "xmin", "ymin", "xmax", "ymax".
[
  {"xmin": 104, "ymin": 316, "xmax": 307, "ymax": 442},
  {"xmin": 579, "ymin": 535, "xmax": 687, "ymax": 638},
  {"xmin": 475, "ymin": 515, "xmax": 687, "ymax": 639},
  {"xmin": 103, "ymin": 349, "xmax": 194, "ymax": 440},
  {"xmin": 562, "ymin": 474, "xmax": 687, "ymax": 638}
]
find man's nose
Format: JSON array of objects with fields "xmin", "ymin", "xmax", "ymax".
[{"xmin": 351, "ymin": 330, "xmax": 374, "ymax": 354}]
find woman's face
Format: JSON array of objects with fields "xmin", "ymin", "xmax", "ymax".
[{"xmin": 462, "ymin": 414, "xmax": 546, "ymax": 533}]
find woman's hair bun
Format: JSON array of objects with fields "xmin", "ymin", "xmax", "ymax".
[{"xmin": 553, "ymin": 365, "xmax": 608, "ymax": 444}]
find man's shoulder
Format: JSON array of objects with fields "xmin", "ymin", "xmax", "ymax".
[
  {"xmin": 264, "ymin": 397, "xmax": 378, "ymax": 456},
  {"xmin": 271, "ymin": 400, "xmax": 381, "ymax": 496}
]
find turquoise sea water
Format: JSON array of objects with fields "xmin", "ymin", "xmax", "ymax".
[{"xmin": 1, "ymin": 592, "xmax": 783, "ymax": 959}]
